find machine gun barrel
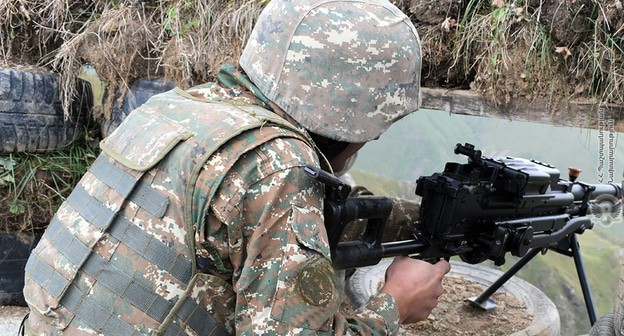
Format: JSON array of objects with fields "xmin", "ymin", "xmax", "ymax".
[{"xmin": 572, "ymin": 182, "xmax": 622, "ymax": 199}]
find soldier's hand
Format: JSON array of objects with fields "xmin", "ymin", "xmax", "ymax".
[{"xmin": 380, "ymin": 256, "xmax": 450, "ymax": 324}]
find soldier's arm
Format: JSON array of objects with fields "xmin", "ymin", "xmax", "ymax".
[
  {"xmin": 341, "ymin": 184, "xmax": 421, "ymax": 243},
  {"xmin": 217, "ymin": 137, "xmax": 402, "ymax": 335}
]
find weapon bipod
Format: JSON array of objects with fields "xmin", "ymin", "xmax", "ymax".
[{"xmin": 466, "ymin": 234, "xmax": 597, "ymax": 325}]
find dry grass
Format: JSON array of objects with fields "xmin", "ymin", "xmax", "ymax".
[
  {"xmin": 0, "ymin": 0, "xmax": 622, "ymax": 120},
  {"xmin": 436, "ymin": 0, "xmax": 623, "ymax": 107},
  {"xmin": 52, "ymin": 0, "xmax": 266, "ymax": 121},
  {"xmin": 447, "ymin": 1, "xmax": 565, "ymax": 105},
  {"xmin": 158, "ymin": 0, "xmax": 265, "ymax": 87},
  {"xmin": 0, "ymin": 0, "xmax": 266, "ymax": 121},
  {"xmin": 53, "ymin": 3, "xmax": 162, "ymax": 120}
]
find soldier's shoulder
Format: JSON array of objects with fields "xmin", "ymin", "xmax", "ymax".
[{"xmin": 257, "ymin": 133, "xmax": 318, "ymax": 164}]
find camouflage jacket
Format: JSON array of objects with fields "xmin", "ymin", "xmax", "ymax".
[{"xmin": 23, "ymin": 65, "xmax": 400, "ymax": 335}]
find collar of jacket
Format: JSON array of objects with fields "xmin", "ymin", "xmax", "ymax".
[
  {"xmin": 217, "ymin": 63, "xmax": 333, "ymax": 173},
  {"xmin": 217, "ymin": 64, "xmax": 303, "ymax": 128}
]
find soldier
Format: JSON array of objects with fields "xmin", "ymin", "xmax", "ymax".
[{"xmin": 22, "ymin": 0, "xmax": 450, "ymax": 334}]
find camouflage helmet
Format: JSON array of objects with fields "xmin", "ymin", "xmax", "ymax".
[{"xmin": 240, "ymin": 0, "xmax": 422, "ymax": 143}]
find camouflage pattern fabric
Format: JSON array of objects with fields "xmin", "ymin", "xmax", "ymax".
[
  {"xmin": 22, "ymin": 65, "xmax": 401, "ymax": 335},
  {"xmin": 341, "ymin": 185, "xmax": 421, "ymax": 243},
  {"xmin": 240, "ymin": 0, "xmax": 422, "ymax": 143}
]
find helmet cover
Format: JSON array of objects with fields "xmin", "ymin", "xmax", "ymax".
[{"xmin": 240, "ymin": 0, "xmax": 422, "ymax": 142}]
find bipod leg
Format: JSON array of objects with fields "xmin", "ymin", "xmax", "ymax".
[
  {"xmin": 467, "ymin": 248, "xmax": 541, "ymax": 311},
  {"xmin": 570, "ymin": 234, "xmax": 597, "ymax": 325}
]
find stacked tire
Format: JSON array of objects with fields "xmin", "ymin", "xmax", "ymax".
[
  {"xmin": 616, "ymin": 256, "xmax": 624, "ymax": 336},
  {"xmin": 0, "ymin": 68, "xmax": 89, "ymax": 153},
  {"xmin": 0, "ymin": 67, "xmax": 90, "ymax": 306},
  {"xmin": 588, "ymin": 256, "xmax": 624, "ymax": 336}
]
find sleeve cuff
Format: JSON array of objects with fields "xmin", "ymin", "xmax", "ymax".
[{"xmin": 360, "ymin": 291, "xmax": 400, "ymax": 334}]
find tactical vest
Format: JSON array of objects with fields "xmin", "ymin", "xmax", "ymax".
[{"xmin": 23, "ymin": 87, "xmax": 317, "ymax": 335}]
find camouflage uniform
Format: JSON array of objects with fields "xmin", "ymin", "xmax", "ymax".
[
  {"xmin": 343, "ymin": 185, "xmax": 421, "ymax": 243},
  {"xmin": 22, "ymin": 65, "xmax": 401, "ymax": 335},
  {"xmin": 23, "ymin": 0, "xmax": 422, "ymax": 334}
]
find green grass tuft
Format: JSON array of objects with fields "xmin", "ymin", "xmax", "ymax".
[{"xmin": 0, "ymin": 132, "xmax": 100, "ymax": 233}]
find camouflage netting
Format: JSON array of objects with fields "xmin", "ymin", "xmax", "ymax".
[{"xmin": 0, "ymin": 0, "xmax": 622, "ymax": 122}]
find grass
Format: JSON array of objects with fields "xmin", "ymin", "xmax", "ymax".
[
  {"xmin": 0, "ymin": 0, "xmax": 267, "ymax": 121},
  {"xmin": 578, "ymin": 16, "xmax": 624, "ymax": 106},
  {"xmin": 2, "ymin": 0, "xmax": 623, "ymax": 122},
  {"xmin": 448, "ymin": 0, "xmax": 568, "ymax": 105},
  {"xmin": 0, "ymin": 132, "xmax": 100, "ymax": 233},
  {"xmin": 437, "ymin": 0, "xmax": 624, "ymax": 108},
  {"xmin": 0, "ymin": 0, "xmax": 622, "ymax": 126}
]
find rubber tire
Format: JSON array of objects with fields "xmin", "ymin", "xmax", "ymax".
[
  {"xmin": 615, "ymin": 257, "xmax": 624, "ymax": 336},
  {"xmin": 100, "ymin": 78, "xmax": 176, "ymax": 137},
  {"xmin": 0, "ymin": 232, "xmax": 41, "ymax": 306},
  {"xmin": 346, "ymin": 259, "xmax": 560, "ymax": 336},
  {"xmin": 0, "ymin": 68, "xmax": 88, "ymax": 153},
  {"xmin": 589, "ymin": 313, "xmax": 616, "ymax": 336}
]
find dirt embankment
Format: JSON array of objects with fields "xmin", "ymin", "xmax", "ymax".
[
  {"xmin": 406, "ymin": 0, "xmax": 624, "ymax": 107},
  {"xmin": 1, "ymin": 0, "xmax": 623, "ymax": 123}
]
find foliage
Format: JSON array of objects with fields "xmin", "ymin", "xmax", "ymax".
[
  {"xmin": 0, "ymin": 132, "xmax": 100, "ymax": 233},
  {"xmin": 414, "ymin": 0, "xmax": 624, "ymax": 106},
  {"xmin": 452, "ymin": 1, "xmax": 562, "ymax": 104},
  {"xmin": 0, "ymin": 0, "xmax": 267, "ymax": 121},
  {"xmin": 1, "ymin": 0, "xmax": 623, "ymax": 123}
]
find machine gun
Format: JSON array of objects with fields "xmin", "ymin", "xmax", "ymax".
[{"xmin": 305, "ymin": 143, "xmax": 623, "ymax": 325}]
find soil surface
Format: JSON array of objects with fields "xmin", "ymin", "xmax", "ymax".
[
  {"xmin": 341, "ymin": 274, "xmax": 533, "ymax": 335},
  {"xmin": 400, "ymin": 276, "xmax": 531, "ymax": 335}
]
